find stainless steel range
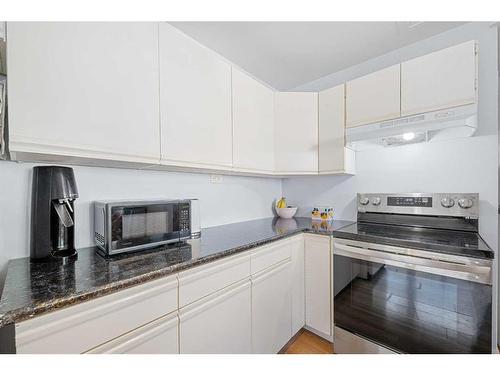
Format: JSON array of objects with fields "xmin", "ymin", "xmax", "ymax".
[{"xmin": 332, "ymin": 193, "xmax": 494, "ymax": 354}]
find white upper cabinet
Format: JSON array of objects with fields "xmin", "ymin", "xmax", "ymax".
[
  {"xmin": 7, "ymin": 22, "xmax": 160, "ymax": 164},
  {"xmin": 274, "ymin": 92, "xmax": 319, "ymax": 174},
  {"xmin": 401, "ymin": 41, "xmax": 477, "ymax": 116},
  {"xmin": 318, "ymin": 84, "xmax": 355, "ymax": 174},
  {"xmin": 346, "ymin": 65, "xmax": 401, "ymax": 127},
  {"xmin": 232, "ymin": 68, "xmax": 274, "ymax": 172},
  {"xmin": 159, "ymin": 23, "xmax": 232, "ymax": 168}
]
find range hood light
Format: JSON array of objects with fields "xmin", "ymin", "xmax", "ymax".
[
  {"xmin": 402, "ymin": 132, "xmax": 415, "ymax": 141},
  {"xmin": 345, "ymin": 103, "xmax": 478, "ymax": 150},
  {"xmin": 381, "ymin": 132, "xmax": 427, "ymax": 147}
]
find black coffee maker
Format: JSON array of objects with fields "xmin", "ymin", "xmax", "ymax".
[{"xmin": 30, "ymin": 166, "xmax": 79, "ymax": 261}]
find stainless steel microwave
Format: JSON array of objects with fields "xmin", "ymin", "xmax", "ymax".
[{"xmin": 94, "ymin": 199, "xmax": 200, "ymax": 256}]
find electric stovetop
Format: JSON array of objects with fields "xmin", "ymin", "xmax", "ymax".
[{"xmin": 332, "ymin": 221, "xmax": 493, "ymax": 259}]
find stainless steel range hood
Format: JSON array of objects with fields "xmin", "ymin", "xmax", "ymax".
[{"xmin": 346, "ymin": 104, "xmax": 477, "ymax": 150}]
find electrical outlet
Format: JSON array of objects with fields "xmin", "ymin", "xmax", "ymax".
[{"xmin": 210, "ymin": 174, "xmax": 223, "ymax": 184}]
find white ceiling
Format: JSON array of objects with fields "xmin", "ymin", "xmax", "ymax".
[{"xmin": 170, "ymin": 22, "xmax": 466, "ymax": 91}]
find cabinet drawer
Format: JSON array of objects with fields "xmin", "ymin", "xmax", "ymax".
[
  {"xmin": 15, "ymin": 275, "xmax": 178, "ymax": 354},
  {"xmin": 251, "ymin": 239, "xmax": 292, "ymax": 275},
  {"xmin": 85, "ymin": 312, "xmax": 179, "ymax": 354},
  {"xmin": 178, "ymin": 253, "xmax": 250, "ymax": 307}
]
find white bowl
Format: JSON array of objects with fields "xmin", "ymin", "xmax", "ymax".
[{"xmin": 276, "ymin": 207, "xmax": 298, "ymax": 219}]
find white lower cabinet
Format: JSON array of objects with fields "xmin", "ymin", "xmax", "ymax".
[
  {"xmin": 304, "ymin": 235, "xmax": 332, "ymax": 340},
  {"xmin": 12, "ymin": 234, "xmax": 329, "ymax": 354},
  {"xmin": 15, "ymin": 275, "xmax": 178, "ymax": 354},
  {"xmin": 86, "ymin": 312, "xmax": 179, "ymax": 354},
  {"xmin": 290, "ymin": 236, "xmax": 305, "ymax": 336},
  {"xmin": 179, "ymin": 279, "xmax": 252, "ymax": 354},
  {"xmin": 250, "ymin": 239, "xmax": 292, "ymax": 274},
  {"xmin": 178, "ymin": 253, "xmax": 250, "ymax": 307},
  {"xmin": 251, "ymin": 260, "xmax": 292, "ymax": 353}
]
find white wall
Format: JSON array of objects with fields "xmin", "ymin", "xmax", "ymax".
[
  {"xmin": 0, "ymin": 161, "xmax": 282, "ymax": 287},
  {"xmin": 285, "ymin": 22, "xmax": 499, "ymax": 346},
  {"xmin": 284, "ymin": 136, "xmax": 497, "ymax": 242}
]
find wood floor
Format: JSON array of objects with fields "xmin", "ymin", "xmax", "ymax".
[{"xmin": 281, "ymin": 329, "xmax": 334, "ymax": 354}]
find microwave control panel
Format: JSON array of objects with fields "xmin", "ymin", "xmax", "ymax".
[{"xmin": 179, "ymin": 202, "xmax": 191, "ymax": 235}]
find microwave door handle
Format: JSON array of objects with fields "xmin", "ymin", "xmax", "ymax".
[{"xmin": 103, "ymin": 206, "xmax": 108, "ymax": 250}]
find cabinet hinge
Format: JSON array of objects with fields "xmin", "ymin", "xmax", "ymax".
[{"xmin": 474, "ymin": 78, "xmax": 478, "ymax": 91}]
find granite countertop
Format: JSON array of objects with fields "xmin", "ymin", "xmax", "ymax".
[{"xmin": 0, "ymin": 217, "xmax": 353, "ymax": 329}]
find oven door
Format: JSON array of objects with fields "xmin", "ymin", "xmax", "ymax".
[
  {"xmin": 333, "ymin": 239, "xmax": 492, "ymax": 354},
  {"xmin": 109, "ymin": 201, "xmax": 189, "ymax": 254}
]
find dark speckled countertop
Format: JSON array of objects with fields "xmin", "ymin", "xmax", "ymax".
[{"xmin": 0, "ymin": 217, "xmax": 353, "ymax": 328}]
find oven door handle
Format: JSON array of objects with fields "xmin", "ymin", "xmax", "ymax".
[{"xmin": 333, "ymin": 241, "xmax": 492, "ymax": 285}]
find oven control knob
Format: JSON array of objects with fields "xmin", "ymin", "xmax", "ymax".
[
  {"xmin": 372, "ymin": 197, "xmax": 381, "ymax": 206},
  {"xmin": 359, "ymin": 197, "xmax": 369, "ymax": 205},
  {"xmin": 440, "ymin": 197, "xmax": 455, "ymax": 208},
  {"xmin": 458, "ymin": 198, "xmax": 473, "ymax": 209}
]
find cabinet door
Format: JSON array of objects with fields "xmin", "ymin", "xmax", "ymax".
[
  {"xmin": 290, "ymin": 236, "xmax": 305, "ymax": 336},
  {"xmin": 252, "ymin": 260, "xmax": 292, "ymax": 353},
  {"xmin": 401, "ymin": 41, "xmax": 477, "ymax": 116},
  {"xmin": 319, "ymin": 84, "xmax": 353, "ymax": 173},
  {"xmin": 159, "ymin": 23, "xmax": 232, "ymax": 168},
  {"xmin": 85, "ymin": 313, "xmax": 179, "ymax": 354},
  {"xmin": 232, "ymin": 68, "xmax": 274, "ymax": 172},
  {"xmin": 179, "ymin": 280, "xmax": 251, "ymax": 354},
  {"xmin": 274, "ymin": 92, "xmax": 318, "ymax": 174},
  {"xmin": 346, "ymin": 65, "xmax": 400, "ymax": 127},
  {"xmin": 304, "ymin": 235, "xmax": 332, "ymax": 340},
  {"xmin": 7, "ymin": 22, "xmax": 160, "ymax": 164}
]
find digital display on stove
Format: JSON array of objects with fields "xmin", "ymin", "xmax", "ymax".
[{"xmin": 387, "ymin": 196, "xmax": 432, "ymax": 207}]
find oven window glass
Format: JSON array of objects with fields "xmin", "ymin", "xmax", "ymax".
[
  {"xmin": 111, "ymin": 204, "xmax": 180, "ymax": 250},
  {"xmin": 334, "ymin": 254, "xmax": 492, "ymax": 354}
]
